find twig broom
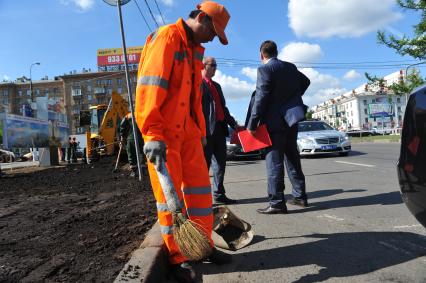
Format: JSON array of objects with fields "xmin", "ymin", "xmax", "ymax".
[{"xmin": 155, "ymin": 160, "xmax": 212, "ymax": 261}]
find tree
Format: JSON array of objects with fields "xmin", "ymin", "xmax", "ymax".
[
  {"xmin": 366, "ymin": 1, "xmax": 426, "ymax": 96},
  {"xmin": 388, "ymin": 69, "xmax": 424, "ymax": 96},
  {"xmin": 378, "ymin": 0, "xmax": 426, "ymax": 60}
]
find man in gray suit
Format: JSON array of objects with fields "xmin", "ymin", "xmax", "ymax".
[{"xmin": 247, "ymin": 40, "xmax": 310, "ymax": 214}]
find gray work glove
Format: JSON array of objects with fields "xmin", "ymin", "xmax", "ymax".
[{"xmin": 143, "ymin": 141, "xmax": 166, "ymax": 171}]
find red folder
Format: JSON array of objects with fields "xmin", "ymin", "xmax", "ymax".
[{"xmin": 237, "ymin": 124, "xmax": 272, "ymax": 153}]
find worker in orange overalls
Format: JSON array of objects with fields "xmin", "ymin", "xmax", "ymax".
[{"xmin": 134, "ymin": 2, "xmax": 232, "ymax": 283}]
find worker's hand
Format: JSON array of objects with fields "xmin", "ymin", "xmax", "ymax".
[
  {"xmin": 143, "ymin": 141, "xmax": 166, "ymax": 171},
  {"xmin": 201, "ymin": 137, "xmax": 207, "ymax": 147}
]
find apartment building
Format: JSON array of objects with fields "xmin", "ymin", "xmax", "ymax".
[
  {"xmin": 57, "ymin": 69, "xmax": 137, "ymax": 134},
  {"xmin": 311, "ymin": 70, "xmax": 407, "ymax": 130}
]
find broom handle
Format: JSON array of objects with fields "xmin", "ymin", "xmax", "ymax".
[{"xmin": 156, "ymin": 160, "xmax": 182, "ymax": 214}]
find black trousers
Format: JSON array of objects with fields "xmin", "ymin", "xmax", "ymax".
[
  {"xmin": 265, "ymin": 125, "xmax": 306, "ymax": 207},
  {"xmin": 203, "ymin": 122, "xmax": 227, "ymax": 199}
]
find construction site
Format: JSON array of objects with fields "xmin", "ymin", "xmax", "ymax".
[{"xmin": 0, "ymin": 157, "xmax": 156, "ymax": 282}]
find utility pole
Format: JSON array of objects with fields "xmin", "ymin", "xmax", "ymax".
[{"xmin": 103, "ymin": 0, "xmax": 143, "ymax": 181}]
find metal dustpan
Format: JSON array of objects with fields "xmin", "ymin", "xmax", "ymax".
[{"xmin": 212, "ymin": 205, "xmax": 254, "ymax": 250}]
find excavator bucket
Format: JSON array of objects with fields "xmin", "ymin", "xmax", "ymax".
[{"xmin": 212, "ymin": 205, "xmax": 254, "ymax": 251}]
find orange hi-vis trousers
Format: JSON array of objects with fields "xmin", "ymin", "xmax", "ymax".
[{"xmin": 147, "ymin": 130, "xmax": 213, "ymax": 264}]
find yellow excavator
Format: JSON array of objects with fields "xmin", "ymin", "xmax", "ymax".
[{"xmin": 86, "ymin": 91, "xmax": 129, "ymax": 161}]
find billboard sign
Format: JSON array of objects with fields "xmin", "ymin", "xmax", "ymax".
[
  {"xmin": 3, "ymin": 114, "xmax": 50, "ymax": 148},
  {"xmin": 2, "ymin": 114, "xmax": 69, "ymax": 148},
  {"xmin": 368, "ymin": 103, "xmax": 394, "ymax": 118},
  {"xmin": 97, "ymin": 46, "xmax": 143, "ymax": 71}
]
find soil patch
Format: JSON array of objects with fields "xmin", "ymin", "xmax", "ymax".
[{"xmin": 0, "ymin": 157, "xmax": 156, "ymax": 282}]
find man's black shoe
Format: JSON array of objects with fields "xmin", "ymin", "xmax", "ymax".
[
  {"xmin": 256, "ymin": 205, "xmax": 288, "ymax": 214},
  {"xmin": 287, "ymin": 198, "xmax": 308, "ymax": 208},
  {"xmin": 171, "ymin": 262, "xmax": 196, "ymax": 283},
  {"xmin": 214, "ymin": 195, "xmax": 237, "ymax": 205},
  {"xmin": 205, "ymin": 248, "xmax": 232, "ymax": 265}
]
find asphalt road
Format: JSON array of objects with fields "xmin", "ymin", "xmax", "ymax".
[{"xmin": 194, "ymin": 142, "xmax": 426, "ymax": 283}]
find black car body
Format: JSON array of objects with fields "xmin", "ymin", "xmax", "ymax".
[{"xmin": 397, "ymin": 84, "xmax": 426, "ymax": 227}]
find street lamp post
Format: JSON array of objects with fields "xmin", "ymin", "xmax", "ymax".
[{"xmin": 30, "ymin": 62, "xmax": 40, "ymax": 103}]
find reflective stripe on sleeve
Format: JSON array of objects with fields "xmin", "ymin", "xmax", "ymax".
[
  {"xmin": 194, "ymin": 51, "xmax": 203, "ymax": 61},
  {"xmin": 160, "ymin": 224, "xmax": 173, "ymax": 235},
  {"xmin": 186, "ymin": 207, "xmax": 212, "ymax": 217},
  {"xmin": 174, "ymin": 51, "xmax": 188, "ymax": 61},
  {"xmin": 137, "ymin": 76, "xmax": 169, "ymax": 89},
  {"xmin": 183, "ymin": 186, "xmax": 211, "ymax": 195},
  {"xmin": 156, "ymin": 202, "xmax": 169, "ymax": 212}
]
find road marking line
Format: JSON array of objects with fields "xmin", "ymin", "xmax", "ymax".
[
  {"xmin": 335, "ymin": 161, "xmax": 375, "ymax": 167},
  {"xmin": 318, "ymin": 214, "xmax": 344, "ymax": 221},
  {"xmin": 393, "ymin": 224, "xmax": 422, "ymax": 229}
]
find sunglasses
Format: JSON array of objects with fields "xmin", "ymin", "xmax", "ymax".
[{"xmin": 205, "ymin": 63, "xmax": 217, "ymax": 68}]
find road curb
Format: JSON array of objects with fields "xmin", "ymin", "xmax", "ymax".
[{"xmin": 114, "ymin": 222, "xmax": 168, "ymax": 283}]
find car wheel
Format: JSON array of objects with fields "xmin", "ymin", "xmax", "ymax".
[{"xmin": 339, "ymin": 152, "xmax": 349, "ymax": 157}]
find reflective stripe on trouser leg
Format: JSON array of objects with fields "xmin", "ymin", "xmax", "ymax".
[
  {"xmin": 146, "ymin": 142, "xmax": 187, "ymax": 264},
  {"xmin": 180, "ymin": 136, "xmax": 214, "ymax": 247}
]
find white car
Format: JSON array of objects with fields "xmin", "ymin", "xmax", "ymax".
[{"xmin": 297, "ymin": 121, "xmax": 351, "ymax": 156}]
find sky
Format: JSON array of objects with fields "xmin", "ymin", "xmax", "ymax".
[{"xmin": 0, "ymin": 0, "xmax": 424, "ymax": 123}]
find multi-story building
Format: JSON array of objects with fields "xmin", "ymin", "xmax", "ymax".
[
  {"xmin": 56, "ymin": 69, "xmax": 137, "ymax": 134},
  {"xmin": 0, "ymin": 69, "xmax": 138, "ymax": 134},
  {"xmin": 311, "ymin": 70, "xmax": 408, "ymax": 130}
]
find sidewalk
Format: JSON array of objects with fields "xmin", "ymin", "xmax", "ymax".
[{"xmin": 0, "ymin": 161, "xmax": 39, "ymax": 170}]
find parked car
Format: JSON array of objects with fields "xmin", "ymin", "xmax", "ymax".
[
  {"xmin": 346, "ymin": 129, "xmax": 375, "ymax": 137},
  {"xmin": 0, "ymin": 149, "xmax": 16, "ymax": 163},
  {"xmin": 397, "ymin": 84, "xmax": 426, "ymax": 228},
  {"xmin": 371, "ymin": 127, "xmax": 391, "ymax": 135},
  {"xmin": 226, "ymin": 127, "xmax": 265, "ymax": 160},
  {"xmin": 297, "ymin": 120, "xmax": 351, "ymax": 156}
]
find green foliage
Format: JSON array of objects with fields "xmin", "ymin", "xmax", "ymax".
[
  {"xmin": 306, "ymin": 110, "xmax": 313, "ymax": 120},
  {"xmin": 388, "ymin": 69, "xmax": 425, "ymax": 95},
  {"xmin": 377, "ymin": 0, "xmax": 426, "ymax": 59},
  {"xmin": 366, "ymin": 1, "xmax": 426, "ymax": 96}
]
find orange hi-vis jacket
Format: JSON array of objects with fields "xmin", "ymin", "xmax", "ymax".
[
  {"xmin": 135, "ymin": 18, "xmax": 213, "ymax": 265},
  {"xmin": 135, "ymin": 18, "xmax": 206, "ymax": 142}
]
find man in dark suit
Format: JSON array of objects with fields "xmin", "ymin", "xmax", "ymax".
[
  {"xmin": 247, "ymin": 40, "xmax": 310, "ymax": 214},
  {"xmin": 202, "ymin": 56, "xmax": 240, "ymax": 204}
]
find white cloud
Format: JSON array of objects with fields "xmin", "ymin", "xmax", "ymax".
[
  {"xmin": 214, "ymin": 70, "xmax": 255, "ymax": 100},
  {"xmin": 61, "ymin": 0, "xmax": 94, "ymax": 11},
  {"xmin": 288, "ymin": 0, "xmax": 402, "ymax": 38},
  {"xmin": 241, "ymin": 67, "xmax": 257, "ymax": 81},
  {"xmin": 343, "ymin": 70, "xmax": 361, "ymax": 81},
  {"xmin": 2, "ymin": 75, "xmax": 10, "ymax": 81},
  {"xmin": 160, "ymin": 0, "xmax": 174, "ymax": 6},
  {"xmin": 155, "ymin": 14, "xmax": 166, "ymax": 25},
  {"xmin": 299, "ymin": 68, "xmax": 347, "ymax": 106},
  {"xmin": 278, "ymin": 42, "xmax": 323, "ymax": 64}
]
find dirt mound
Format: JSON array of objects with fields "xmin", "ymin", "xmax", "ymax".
[{"xmin": 0, "ymin": 157, "xmax": 156, "ymax": 282}]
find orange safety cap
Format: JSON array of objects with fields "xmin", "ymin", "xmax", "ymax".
[{"xmin": 197, "ymin": 1, "xmax": 230, "ymax": 45}]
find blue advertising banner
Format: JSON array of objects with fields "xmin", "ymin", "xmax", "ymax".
[
  {"xmin": 4, "ymin": 114, "xmax": 50, "ymax": 148},
  {"xmin": 368, "ymin": 103, "xmax": 395, "ymax": 118}
]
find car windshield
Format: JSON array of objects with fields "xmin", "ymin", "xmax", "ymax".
[{"xmin": 298, "ymin": 122, "xmax": 334, "ymax": 132}]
